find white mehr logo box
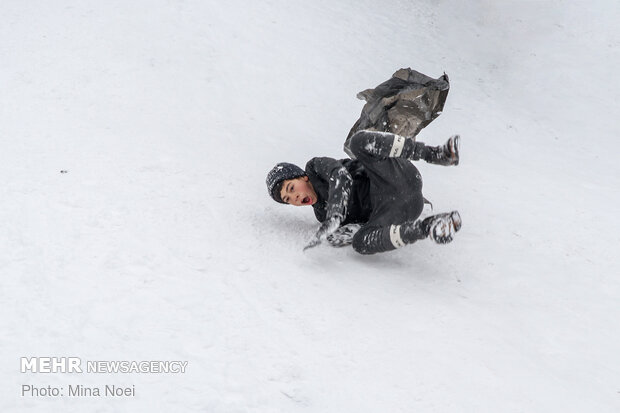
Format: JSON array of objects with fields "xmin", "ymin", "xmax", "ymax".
[{"xmin": 21, "ymin": 357, "xmax": 82, "ymax": 373}]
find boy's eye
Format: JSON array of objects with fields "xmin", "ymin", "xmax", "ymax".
[{"xmin": 290, "ymin": 185, "xmax": 294, "ymax": 191}]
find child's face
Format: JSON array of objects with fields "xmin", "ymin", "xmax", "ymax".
[{"xmin": 280, "ymin": 176, "xmax": 317, "ymax": 206}]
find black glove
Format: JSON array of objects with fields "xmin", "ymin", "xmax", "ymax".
[{"xmin": 326, "ymin": 223, "xmax": 361, "ymax": 247}]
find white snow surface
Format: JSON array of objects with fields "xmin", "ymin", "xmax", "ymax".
[{"xmin": 2, "ymin": 1, "xmax": 619, "ymax": 412}]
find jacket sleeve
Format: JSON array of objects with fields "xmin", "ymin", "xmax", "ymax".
[{"xmin": 306, "ymin": 157, "xmax": 353, "ymax": 222}]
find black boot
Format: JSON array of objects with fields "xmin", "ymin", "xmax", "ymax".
[
  {"xmin": 401, "ymin": 211, "xmax": 462, "ymax": 245},
  {"xmin": 426, "ymin": 211, "xmax": 462, "ymax": 244},
  {"xmin": 417, "ymin": 135, "xmax": 460, "ymax": 166}
]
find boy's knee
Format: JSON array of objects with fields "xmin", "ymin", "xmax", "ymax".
[
  {"xmin": 351, "ymin": 228, "xmax": 377, "ymax": 255},
  {"xmin": 352, "ymin": 241, "xmax": 374, "ymax": 255},
  {"xmin": 349, "ymin": 130, "xmax": 375, "ymax": 158}
]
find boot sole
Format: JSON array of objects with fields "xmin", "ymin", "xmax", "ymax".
[
  {"xmin": 451, "ymin": 210, "xmax": 462, "ymax": 232},
  {"xmin": 450, "ymin": 135, "xmax": 460, "ymax": 166}
]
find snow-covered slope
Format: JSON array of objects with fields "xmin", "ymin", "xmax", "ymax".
[{"xmin": 1, "ymin": 1, "xmax": 619, "ymax": 412}]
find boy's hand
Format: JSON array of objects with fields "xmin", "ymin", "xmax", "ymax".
[{"xmin": 303, "ymin": 216, "xmax": 341, "ymax": 251}]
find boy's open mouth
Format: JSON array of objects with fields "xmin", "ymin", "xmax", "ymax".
[{"xmin": 302, "ymin": 196, "xmax": 311, "ymax": 205}]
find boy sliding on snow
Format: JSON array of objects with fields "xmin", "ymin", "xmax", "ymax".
[{"xmin": 266, "ymin": 130, "xmax": 462, "ymax": 254}]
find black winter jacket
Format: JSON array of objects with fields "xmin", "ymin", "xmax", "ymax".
[{"xmin": 305, "ymin": 157, "xmax": 372, "ymax": 226}]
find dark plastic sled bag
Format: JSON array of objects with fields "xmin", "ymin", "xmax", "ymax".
[{"xmin": 344, "ymin": 68, "xmax": 450, "ymax": 159}]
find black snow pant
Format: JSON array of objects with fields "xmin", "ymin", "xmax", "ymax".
[{"xmin": 349, "ymin": 131, "xmax": 426, "ymax": 254}]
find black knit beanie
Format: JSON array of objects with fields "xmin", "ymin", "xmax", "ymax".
[{"xmin": 266, "ymin": 162, "xmax": 306, "ymax": 203}]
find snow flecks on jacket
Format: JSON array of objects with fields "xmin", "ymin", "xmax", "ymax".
[
  {"xmin": 305, "ymin": 157, "xmax": 372, "ymax": 225},
  {"xmin": 326, "ymin": 166, "xmax": 352, "ymax": 222}
]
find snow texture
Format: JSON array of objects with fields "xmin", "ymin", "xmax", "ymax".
[{"xmin": 1, "ymin": 0, "xmax": 619, "ymax": 412}]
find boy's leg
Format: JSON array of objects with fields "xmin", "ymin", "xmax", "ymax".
[
  {"xmin": 352, "ymin": 211, "xmax": 462, "ymax": 255},
  {"xmin": 350, "ymin": 130, "xmax": 459, "ymax": 166},
  {"xmin": 351, "ymin": 222, "xmax": 426, "ymax": 255}
]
